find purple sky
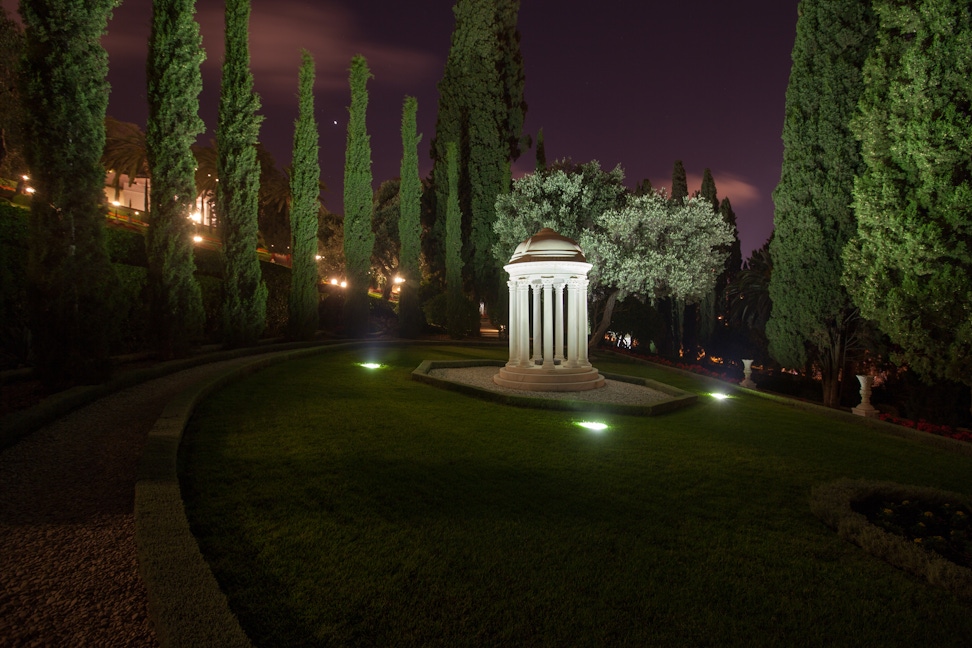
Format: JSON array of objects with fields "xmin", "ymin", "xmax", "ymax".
[{"xmin": 4, "ymin": 0, "xmax": 798, "ymax": 258}]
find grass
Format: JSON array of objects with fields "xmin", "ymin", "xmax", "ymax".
[{"xmin": 179, "ymin": 344, "xmax": 972, "ymax": 647}]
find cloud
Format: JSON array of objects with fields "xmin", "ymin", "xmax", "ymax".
[
  {"xmin": 652, "ymin": 171, "xmax": 761, "ymax": 209},
  {"xmin": 196, "ymin": 1, "xmax": 439, "ymax": 101}
]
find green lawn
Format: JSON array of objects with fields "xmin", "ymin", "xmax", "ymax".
[{"xmin": 180, "ymin": 344, "xmax": 972, "ymax": 647}]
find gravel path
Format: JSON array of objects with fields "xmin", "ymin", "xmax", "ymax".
[{"xmin": 0, "ymin": 356, "xmax": 263, "ymax": 648}]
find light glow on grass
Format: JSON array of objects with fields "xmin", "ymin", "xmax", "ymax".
[
  {"xmin": 358, "ymin": 362, "xmax": 384, "ymax": 370},
  {"xmin": 576, "ymin": 421, "xmax": 608, "ymax": 432},
  {"xmin": 710, "ymin": 392, "xmax": 731, "ymax": 400}
]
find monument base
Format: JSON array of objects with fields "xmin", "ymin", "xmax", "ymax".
[
  {"xmin": 852, "ymin": 404, "xmax": 879, "ymax": 418},
  {"xmin": 493, "ymin": 364, "xmax": 606, "ymax": 392}
]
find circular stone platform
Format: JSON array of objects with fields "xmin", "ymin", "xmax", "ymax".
[{"xmin": 493, "ymin": 364, "xmax": 606, "ymax": 392}]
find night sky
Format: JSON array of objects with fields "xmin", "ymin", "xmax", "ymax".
[{"xmin": 3, "ymin": 0, "xmax": 799, "ymax": 259}]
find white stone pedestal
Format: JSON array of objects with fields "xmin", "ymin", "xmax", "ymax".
[
  {"xmin": 740, "ymin": 358, "xmax": 757, "ymax": 389},
  {"xmin": 852, "ymin": 374, "xmax": 879, "ymax": 418}
]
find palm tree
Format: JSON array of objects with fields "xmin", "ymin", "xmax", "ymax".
[
  {"xmin": 102, "ymin": 116, "xmax": 148, "ymax": 208},
  {"xmin": 728, "ymin": 239, "xmax": 773, "ymax": 333}
]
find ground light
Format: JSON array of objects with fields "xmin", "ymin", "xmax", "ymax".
[
  {"xmin": 357, "ymin": 362, "xmax": 384, "ymax": 370},
  {"xmin": 575, "ymin": 421, "xmax": 609, "ymax": 432},
  {"xmin": 710, "ymin": 392, "xmax": 731, "ymax": 400}
]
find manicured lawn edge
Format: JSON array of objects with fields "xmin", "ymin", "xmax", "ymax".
[
  {"xmin": 0, "ymin": 339, "xmax": 344, "ymax": 452},
  {"xmin": 134, "ymin": 341, "xmax": 376, "ymax": 648},
  {"xmin": 810, "ymin": 478, "xmax": 972, "ymax": 600},
  {"xmin": 411, "ymin": 359, "xmax": 698, "ymax": 416},
  {"xmin": 599, "ymin": 349, "xmax": 972, "ymax": 457}
]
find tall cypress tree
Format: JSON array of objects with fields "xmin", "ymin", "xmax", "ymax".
[
  {"xmin": 534, "ymin": 127, "xmax": 546, "ymax": 173},
  {"xmin": 845, "ymin": 0, "xmax": 972, "ymax": 404},
  {"xmin": 699, "ymin": 168, "xmax": 718, "ymax": 213},
  {"xmin": 217, "ymin": 0, "xmax": 266, "ymax": 347},
  {"xmin": 20, "ymin": 0, "xmax": 117, "ymax": 386},
  {"xmin": 768, "ymin": 0, "xmax": 876, "ymax": 407},
  {"xmin": 445, "ymin": 142, "xmax": 465, "ymax": 339},
  {"xmin": 670, "ymin": 160, "xmax": 688, "ymax": 203},
  {"xmin": 398, "ymin": 95, "xmax": 424, "ymax": 338},
  {"xmin": 145, "ymin": 0, "xmax": 205, "ymax": 358},
  {"xmin": 288, "ymin": 50, "xmax": 319, "ymax": 340},
  {"xmin": 431, "ymin": 0, "xmax": 526, "ymax": 313},
  {"xmin": 342, "ymin": 55, "xmax": 374, "ymax": 338}
]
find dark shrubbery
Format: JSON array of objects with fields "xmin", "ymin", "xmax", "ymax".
[{"xmin": 423, "ymin": 292, "xmax": 479, "ymax": 337}]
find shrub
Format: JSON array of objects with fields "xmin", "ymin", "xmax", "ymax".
[{"xmin": 423, "ymin": 292, "xmax": 479, "ymax": 336}]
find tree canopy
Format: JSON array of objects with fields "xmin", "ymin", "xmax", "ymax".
[
  {"xmin": 217, "ymin": 0, "xmax": 266, "ymax": 346},
  {"xmin": 844, "ymin": 0, "xmax": 972, "ymax": 390},
  {"xmin": 767, "ymin": 0, "xmax": 876, "ymax": 406},
  {"xmin": 342, "ymin": 54, "xmax": 374, "ymax": 337},
  {"xmin": 431, "ymin": 0, "xmax": 526, "ymax": 311},
  {"xmin": 494, "ymin": 162, "xmax": 732, "ymax": 346},
  {"xmin": 288, "ymin": 50, "xmax": 320, "ymax": 340},
  {"xmin": 21, "ymin": 0, "xmax": 118, "ymax": 386},
  {"xmin": 145, "ymin": 0, "xmax": 206, "ymax": 358}
]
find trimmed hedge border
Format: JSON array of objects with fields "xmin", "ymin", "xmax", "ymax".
[
  {"xmin": 0, "ymin": 339, "xmax": 344, "ymax": 452},
  {"xmin": 810, "ymin": 478, "xmax": 972, "ymax": 601},
  {"xmin": 411, "ymin": 359, "xmax": 698, "ymax": 416}
]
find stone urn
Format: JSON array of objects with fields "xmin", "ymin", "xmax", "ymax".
[
  {"xmin": 852, "ymin": 374, "xmax": 879, "ymax": 418},
  {"xmin": 740, "ymin": 359, "xmax": 757, "ymax": 389}
]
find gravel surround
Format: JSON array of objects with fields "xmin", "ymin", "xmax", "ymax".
[
  {"xmin": 429, "ymin": 365, "xmax": 672, "ymax": 404},
  {"xmin": 0, "ymin": 356, "xmax": 268, "ymax": 648}
]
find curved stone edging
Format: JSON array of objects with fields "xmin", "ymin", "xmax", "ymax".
[
  {"xmin": 134, "ymin": 342, "xmax": 371, "ymax": 648},
  {"xmin": 810, "ymin": 478, "xmax": 972, "ymax": 601}
]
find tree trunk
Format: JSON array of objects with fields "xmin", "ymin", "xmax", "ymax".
[
  {"xmin": 821, "ymin": 371, "xmax": 841, "ymax": 408},
  {"xmin": 588, "ymin": 289, "xmax": 620, "ymax": 351}
]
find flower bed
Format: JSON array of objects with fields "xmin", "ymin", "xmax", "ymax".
[{"xmin": 878, "ymin": 413, "xmax": 972, "ymax": 444}]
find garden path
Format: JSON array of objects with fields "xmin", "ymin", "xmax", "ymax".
[{"xmin": 0, "ymin": 355, "xmax": 265, "ymax": 648}]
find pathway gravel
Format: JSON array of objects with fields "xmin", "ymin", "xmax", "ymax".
[{"xmin": 0, "ymin": 356, "xmax": 263, "ymax": 648}]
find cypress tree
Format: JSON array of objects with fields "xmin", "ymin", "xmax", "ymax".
[
  {"xmin": 699, "ymin": 168, "xmax": 719, "ymax": 213},
  {"xmin": 145, "ymin": 0, "xmax": 205, "ymax": 358},
  {"xmin": 845, "ymin": 0, "xmax": 972, "ymax": 402},
  {"xmin": 534, "ymin": 127, "xmax": 546, "ymax": 173},
  {"xmin": 20, "ymin": 0, "xmax": 117, "ymax": 386},
  {"xmin": 0, "ymin": 8, "xmax": 24, "ymax": 178},
  {"xmin": 670, "ymin": 160, "xmax": 688, "ymax": 203},
  {"xmin": 342, "ymin": 55, "xmax": 375, "ymax": 338},
  {"xmin": 445, "ymin": 142, "xmax": 465, "ymax": 339},
  {"xmin": 719, "ymin": 197, "xmax": 742, "ymax": 279},
  {"xmin": 398, "ymin": 95, "xmax": 424, "ymax": 338},
  {"xmin": 217, "ymin": 0, "xmax": 266, "ymax": 347},
  {"xmin": 431, "ymin": 0, "xmax": 526, "ymax": 313},
  {"xmin": 288, "ymin": 50, "xmax": 320, "ymax": 340},
  {"xmin": 768, "ymin": 0, "xmax": 876, "ymax": 407}
]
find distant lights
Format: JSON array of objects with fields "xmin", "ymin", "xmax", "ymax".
[{"xmin": 193, "ymin": 235, "xmax": 203, "ymax": 243}]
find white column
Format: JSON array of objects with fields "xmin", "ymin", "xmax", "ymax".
[
  {"xmin": 507, "ymin": 279, "xmax": 517, "ymax": 366},
  {"xmin": 579, "ymin": 278, "xmax": 590, "ymax": 366},
  {"xmin": 531, "ymin": 282, "xmax": 542, "ymax": 364},
  {"xmin": 542, "ymin": 279, "xmax": 554, "ymax": 368},
  {"xmin": 566, "ymin": 280, "xmax": 579, "ymax": 368},
  {"xmin": 554, "ymin": 281, "xmax": 565, "ymax": 363},
  {"xmin": 517, "ymin": 281, "xmax": 530, "ymax": 365}
]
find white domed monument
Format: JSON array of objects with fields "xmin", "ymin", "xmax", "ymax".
[{"xmin": 494, "ymin": 228, "xmax": 606, "ymax": 391}]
